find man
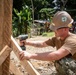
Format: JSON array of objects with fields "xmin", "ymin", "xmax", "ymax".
[{"xmin": 19, "ymin": 11, "xmax": 76, "ymax": 75}]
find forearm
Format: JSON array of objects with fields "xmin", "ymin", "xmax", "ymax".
[
  {"xmin": 30, "ymin": 51, "xmax": 60, "ymax": 61},
  {"xmin": 30, "ymin": 49, "xmax": 70, "ymax": 61},
  {"xmin": 19, "ymin": 48, "xmax": 70, "ymax": 61},
  {"xmin": 26, "ymin": 41, "xmax": 47, "ymax": 48}
]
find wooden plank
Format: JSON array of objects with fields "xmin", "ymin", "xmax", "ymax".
[
  {"xmin": 2, "ymin": 0, "xmax": 12, "ymax": 75},
  {"xmin": 9, "ymin": 61, "xmax": 23, "ymax": 75},
  {"xmin": 0, "ymin": 45, "xmax": 11, "ymax": 66},
  {"xmin": 11, "ymin": 36, "xmax": 40, "ymax": 75}
]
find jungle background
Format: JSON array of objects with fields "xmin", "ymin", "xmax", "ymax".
[{"xmin": 13, "ymin": 0, "xmax": 76, "ymax": 37}]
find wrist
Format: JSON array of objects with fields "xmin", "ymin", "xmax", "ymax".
[
  {"xmin": 26, "ymin": 54, "xmax": 33, "ymax": 60},
  {"xmin": 26, "ymin": 41, "xmax": 30, "ymax": 45},
  {"xmin": 30, "ymin": 53, "xmax": 37, "ymax": 59}
]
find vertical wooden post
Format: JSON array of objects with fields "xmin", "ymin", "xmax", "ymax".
[
  {"xmin": 0, "ymin": 0, "xmax": 4, "ymax": 75},
  {"xmin": 0, "ymin": 0, "xmax": 12, "ymax": 75}
]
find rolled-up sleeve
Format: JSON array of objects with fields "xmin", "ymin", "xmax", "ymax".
[
  {"xmin": 61, "ymin": 39, "xmax": 76, "ymax": 55},
  {"xmin": 45, "ymin": 37, "xmax": 56, "ymax": 47}
]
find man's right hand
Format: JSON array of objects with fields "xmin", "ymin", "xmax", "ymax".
[
  {"xmin": 19, "ymin": 40, "xmax": 26, "ymax": 46},
  {"xmin": 19, "ymin": 51, "xmax": 32, "ymax": 60}
]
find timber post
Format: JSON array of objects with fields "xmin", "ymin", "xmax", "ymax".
[{"xmin": 0, "ymin": 0, "xmax": 12, "ymax": 75}]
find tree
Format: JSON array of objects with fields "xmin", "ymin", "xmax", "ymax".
[
  {"xmin": 13, "ymin": 5, "xmax": 32, "ymax": 36},
  {"xmin": 39, "ymin": 8, "xmax": 55, "ymax": 20},
  {"xmin": 53, "ymin": 0, "xmax": 76, "ymax": 20},
  {"xmin": 13, "ymin": 0, "xmax": 76, "ymax": 37},
  {"xmin": 24, "ymin": 0, "xmax": 54, "ymax": 19}
]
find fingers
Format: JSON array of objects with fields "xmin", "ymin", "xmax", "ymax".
[
  {"xmin": 19, "ymin": 51, "xmax": 25, "ymax": 61},
  {"xmin": 19, "ymin": 51, "xmax": 31, "ymax": 61},
  {"xmin": 19, "ymin": 40, "xmax": 25, "ymax": 46}
]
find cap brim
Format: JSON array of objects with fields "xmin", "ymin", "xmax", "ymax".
[{"xmin": 49, "ymin": 24, "xmax": 68, "ymax": 31}]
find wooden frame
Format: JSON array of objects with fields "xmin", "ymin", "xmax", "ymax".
[
  {"xmin": 0, "ymin": 0, "xmax": 40, "ymax": 74},
  {"xmin": 11, "ymin": 36, "xmax": 40, "ymax": 75},
  {"xmin": 0, "ymin": 36, "xmax": 40, "ymax": 75},
  {"xmin": 0, "ymin": 45, "xmax": 11, "ymax": 66},
  {"xmin": 0, "ymin": 0, "xmax": 12, "ymax": 74}
]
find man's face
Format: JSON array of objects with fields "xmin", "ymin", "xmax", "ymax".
[{"xmin": 54, "ymin": 28, "xmax": 66, "ymax": 37}]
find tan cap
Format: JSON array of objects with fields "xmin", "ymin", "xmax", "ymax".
[{"xmin": 50, "ymin": 11, "xmax": 73, "ymax": 31}]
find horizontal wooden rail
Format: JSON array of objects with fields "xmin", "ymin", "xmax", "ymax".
[
  {"xmin": 11, "ymin": 36, "xmax": 40, "ymax": 75},
  {"xmin": 0, "ymin": 45, "xmax": 11, "ymax": 65}
]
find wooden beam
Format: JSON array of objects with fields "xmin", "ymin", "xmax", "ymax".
[
  {"xmin": 0, "ymin": 0, "xmax": 4, "ymax": 74},
  {"xmin": 1, "ymin": 0, "xmax": 12, "ymax": 75},
  {"xmin": 9, "ymin": 61, "xmax": 23, "ymax": 75},
  {"xmin": 0, "ymin": 45, "xmax": 11, "ymax": 66},
  {"xmin": 11, "ymin": 36, "xmax": 40, "ymax": 75}
]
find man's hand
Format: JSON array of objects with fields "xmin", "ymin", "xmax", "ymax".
[
  {"xmin": 19, "ymin": 40, "xmax": 26, "ymax": 46},
  {"xmin": 19, "ymin": 51, "xmax": 31, "ymax": 60}
]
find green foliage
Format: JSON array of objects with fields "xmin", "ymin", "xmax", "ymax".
[
  {"xmin": 24, "ymin": 0, "xmax": 54, "ymax": 19},
  {"xmin": 13, "ymin": 5, "xmax": 32, "ymax": 37},
  {"xmin": 13, "ymin": 0, "xmax": 76, "ymax": 37},
  {"xmin": 39, "ymin": 8, "xmax": 55, "ymax": 20},
  {"xmin": 13, "ymin": 0, "xmax": 76, "ymax": 20}
]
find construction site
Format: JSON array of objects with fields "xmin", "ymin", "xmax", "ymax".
[
  {"xmin": 1, "ymin": 0, "xmax": 76, "ymax": 75},
  {"xmin": 0, "ymin": 0, "xmax": 56, "ymax": 75}
]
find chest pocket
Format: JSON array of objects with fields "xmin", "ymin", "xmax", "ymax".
[{"xmin": 72, "ymin": 53, "xmax": 76, "ymax": 60}]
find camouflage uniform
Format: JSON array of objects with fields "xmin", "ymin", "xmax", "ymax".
[{"xmin": 55, "ymin": 56, "xmax": 76, "ymax": 75}]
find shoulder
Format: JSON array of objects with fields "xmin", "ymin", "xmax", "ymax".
[
  {"xmin": 44, "ymin": 36, "xmax": 57, "ymax": 46},
  {"xmin": 63, "ymin": 33, "xmax": 76, "ymax": 55},
  {"xmin": 65, "ymin": 33, "xmax": 76, "ymax": 43}
]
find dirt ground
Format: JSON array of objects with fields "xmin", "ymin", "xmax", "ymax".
[{"xmin": 10, "ymin": 36, "xmax": 57, "ymax": 75}]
